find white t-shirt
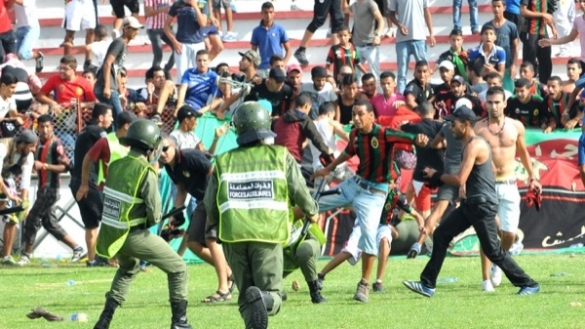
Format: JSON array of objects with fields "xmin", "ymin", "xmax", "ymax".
[
  {"xmin": 300, "ymin": 82, "xmax": 338, "ymax": 118},
  {"xmin": 309, "ymin": 118, "xmax": 341, "ymax": 171},
  {"xmin": 0, "ymin": 144, "xmax": 34, "ymax": 191},
  {"xmin": 91, "ymin": 40, "xmax": 112, "ymax": 68},
  {"xmin": 0, "ymin": 96, "xmax": 16, "ymax": 119},
  {"xmin": 14, "ymin": 0, "xmax": 39, "ymax": 28},
  {"xmin": 170, "ymin": 130, "xmax": 201, "ymax": 150}
]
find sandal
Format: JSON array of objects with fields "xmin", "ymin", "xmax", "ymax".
[
  {"xmin": 202, "ymin": 290, "xmax": 232, "ymax": 303},
  {"xmin": 228, "ymin": 274, "xmax": 237, "ymax": 293}
]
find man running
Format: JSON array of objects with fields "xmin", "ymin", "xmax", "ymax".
[{"xmin": 474, "ymin": 86, "xmax": 542, "ymax": 292}]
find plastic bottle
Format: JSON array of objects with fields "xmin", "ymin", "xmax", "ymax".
[
  {"xmin": 570, "ymin": 243, "xmax": 584, "ymax": 248},
  {"xmin": 66, "ymin": 280, "xmax": 75, "ymax": 286}
]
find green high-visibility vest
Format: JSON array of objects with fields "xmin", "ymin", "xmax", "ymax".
[
  {"xmin": 215, "ymin": 145, "xmax": 291, "ymax": 244},
  {"xmin": 95, "ymin": 155, "xmax": 155, "ymax": 258},
  {"xmin": 97, "ymin": 132, "xmax": 129, "ymax": 185}
]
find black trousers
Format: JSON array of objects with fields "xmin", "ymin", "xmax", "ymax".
[
  {"xmin": 420, "ymin": 198, "xmax": 538, "ymax": 289},
  {"xmin": 522, "ymin": 33, "xmax": 552, "ymax": 84},
  {"xmin": 307, "ymin": 0, "xmax": 344, "ymax": 34}
]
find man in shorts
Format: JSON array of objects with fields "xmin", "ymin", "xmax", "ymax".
[
  {"xmin": 110, "ymin": 0, "xmax": 140, "ymax": 38},
  {"xmin": 62, "ymin": 0, "xmax": 97, "ymax": 56},
  {"xmin": 474, "ymin": 86, "xmax": 541, "ymax": 292},
  {"xmin": 160, "ymin": 136, "xmax": 235, "ymax": 303},
  {"xmin": 318, "ymin": 181, "xmax": 424, "ymax": 292}
]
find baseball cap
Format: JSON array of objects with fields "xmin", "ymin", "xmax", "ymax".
[
  {"xmin": 287, "ymin": 63, "xmax": 302, "ymax": 74},
  {"xmin": 116, "ymin": 111, "xmax": 137, "ymax": 128},
  {"xmin": 176, "ymin": 105, "xmax": 202, "ymax": 122},
  {"xmin": 269, "ymin": 67, "xmax": 287, "ymax": 83},
  {"xmin": 444, "ymin": 105, "xmax": 477, "ymax": 123},
  {"xmin": 123, "ymin": 16, "xmax": 144, "ymax": 30},
  {"xmin": 238, "ymin": 50, "xmax": 261, "ymax": 67},
  {"xmin": 311, "ymin": 66, "xmax": 328, "ymax": 78},
  {"xmin": 439, "ymin": 61, "xmax": 455, "ymax": 71},
  {"xmin": 14, "ymin": 130, "xmax": 38, "ymax": 144},
  {"xmin": 450, "ymin": 75, "xmax": 465, "ymax": 85}
]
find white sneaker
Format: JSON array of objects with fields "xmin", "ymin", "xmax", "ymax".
[
  {"xmin": 509, "ymin": 241, "xmax": 524, "ymax": 255},
  {"xmin": 221, "ymin": 31, "xmax": 238, "ymax": 42},
  {"xmin": 490, "ymin": 264, "xmax": 503, "ymax": 287},
  {"xmin": 482, "ymin": 280, "xmax": 495, "ymax": 292},
  {"xmin": 71, "ymin": 247, "xmax": 86, "ymax": 263},
  {"xmin": 16, "ymin": 255, "xmax": 30, "ymax": 266},
  {"xmin": 290, "ymin": 3, "xmax": 300, "ymax": 10}
]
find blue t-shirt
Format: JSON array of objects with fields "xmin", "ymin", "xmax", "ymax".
[
  {"xmin": 468, "ymin": 44, "xmax": 506, "ymax": 68},
  {"xmin": 182, "ymin": 69, "xmax": 221, "ymax": 110},
  {"xmin": 168, "ymin": 0, "xmax": 205, "ymax": 44},
  {"xmin": 482, "ymin": 20, "xmax": 519, "ymax": 68},
  {"xmin": 505, "ymin": 0, "xmax": 521, "ymax": 14},
  {"xmin": 251, "ymin": 21, "xmax": 289, "ymax": 70}
]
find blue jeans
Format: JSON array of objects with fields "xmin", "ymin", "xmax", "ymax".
[
  {"xmin": 94, "ymin": 86, "xmax": 122, "ymax": 129},
  {"xmin": 453, "ymin": 0, "xmax": 478, "ymax": 32},
  {"xmin": 16, "ymin": 26, "xmax": 39, "ymax": 60},
  {"xmin": 396, "ymin": 40, "xmax": 427, "ymax": 94},
  {"xmin": 318, "ymin": 177, "xmax": 387, "ymax": 255},
  {"xmin": 57, "ymin": 132, "xmax": 76, "ymax": 162},
  {"xmin": 356, "ymin": 45, "xmax": 380, "ymax": 83}
]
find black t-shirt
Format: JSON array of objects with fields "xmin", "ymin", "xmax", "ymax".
[
  {"xmin": 505, "ymin": 95, "xmax": 550, "ymax": 128},
  {"xmin": 245, "ymin": 80, "xmax": 293, "ymax": 117},
  {"xmin": 404, "ymin": 79, "xmax": 435, "ymax": 106},
  {"xmin": 336, "ymin": 94, "xmax": 355, "ymax": 125},
  {"xmin": 2, "ymin": 65, "xmax": 27, "ymax": 83},
  {"xmin": 96, "ymin": 38, "xmax": 127, "ymax": 92},
  {"xmin": 435, "ymin": 92, "xmax": 485, "ymax": 118},
  {"xmin": 164, "ymin": 149, "xmax": 212, "ymax": 200},
  {"xmin": 70, "ymin": 124, "xmax": 106, "ymax": 185},
  {"xmin": 401, "ymin": 119, "xmax": 445, "ymax": 181},
  {"xmin": 437, "ymin": 49, "xmax": 468, "ymax": 78}
]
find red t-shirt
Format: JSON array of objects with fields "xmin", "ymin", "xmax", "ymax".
[
  {"xmin": 40, "ymin": 75, "xmax": 96, "ymax": 105},
  {"xmin": 87, "ymin": 138, "xmax": 111, "ymax": 190},
  {"xmin": 0, "ymin": 1, "xmax": 13, "ymax": 33}
]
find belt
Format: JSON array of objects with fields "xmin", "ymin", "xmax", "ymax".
[
  {"xmin": 353, "ymin": 176, "xmax": 386, "ymax": 196},
  {"xmin": 495, "ymin": 178, "xmax": 516, "ymax": 185}
]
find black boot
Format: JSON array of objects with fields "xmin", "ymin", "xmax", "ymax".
[
  {"xmin": 170, "ymin": 301, "xmax": 193, "ymax": 329},
  {"xmin": 244, "ymin": 287, "xmax": 270, "ymax": 329},
  {"xmin": 308, "ymin": 280, "xmax": 327, "ymax": 304},
  {"xmin": 94, "ymin": 298, "xmax": 119, "ymax": 329}
]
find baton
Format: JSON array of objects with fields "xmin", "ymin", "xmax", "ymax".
[
  {"xmin": 157, "ymin": 205, "xmax": 187, "ymax": 235},
  {"xmin": 0, "ymin": 205, "xmax": 24, "ymax": 216},
  {"xmin": 300, "ymin": 179, "xmax": 341, "ymax": 236}
]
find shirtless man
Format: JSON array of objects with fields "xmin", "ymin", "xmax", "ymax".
[{"xmin": 474, "ymin": 86, "xmax": 542, "ymax": 292}]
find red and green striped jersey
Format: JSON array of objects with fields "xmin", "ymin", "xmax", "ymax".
[
  {"xmin": 344, "ymin": 125, "xmax": 416, "ymax": 183},
  {"xmin": 504, "ymin": 95, "xmax": 551, "ymax": 127},
  {"xmin": 380, "ymin": 188, "xmax": 412, "ymax": 225},
  {"xmin": 546, "ymin": 92, "xmax": 571, "ymax": 125},
  {"xmin": 326, "ymin": 44, "xmax": 360, "ymax": 79},
  {"xmin": 36, "ymin": 136, "xmax": 69, "ymax": 189},
  {"xmin": 521, "ymin": 0, "xmax": 549, "ymax": 36}
]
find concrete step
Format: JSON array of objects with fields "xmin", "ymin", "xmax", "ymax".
[{"xmin": 37, "ymin": 0, "xmax": 493, "ymax": 19}]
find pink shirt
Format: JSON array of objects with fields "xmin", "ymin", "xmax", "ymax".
[
  {"xmin": 371, "ymin": 93, "xmax": 405, "ymax": 117},
  {"xmin": 573, "ymin": 15, "xmax": 585, "ymax": 62}
]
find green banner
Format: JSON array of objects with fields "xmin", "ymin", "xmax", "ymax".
[{"xmin": 524, "ymin": 128, "xmax": 581, "ymax": 146}]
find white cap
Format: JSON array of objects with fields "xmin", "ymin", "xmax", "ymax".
[
  {"xmin": 455, "ymin": 98, "xmax": 473, "ymax": 110},
  {"xmin": 439, "ymin": 61, "xmax": 455, "ymax": 71},
  {"xmin": 123, "ymin": 16, "xmax": 144, "ymax": 30}
]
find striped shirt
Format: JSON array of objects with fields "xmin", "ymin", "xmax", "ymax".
[
  {"xmin": 145, "ymin": 0, "xmax": 173, "ymax": 30},
  {"xmin": 521, "ymin": 0, "xmax": 549, "ymax": 36},
  {"xmin": 344, "ymin": 125, "xmax": 416, "ymax": 183},
  {"xmin": 326, "ymin": 44, "xmax": 360, "ymax": 79}
]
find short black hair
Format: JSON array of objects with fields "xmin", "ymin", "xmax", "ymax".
[
  {"xmin": 548, "ymin": 76, "xmax": 563, "ymax": 85},
  {"xmin": 449, "ymin": 29, "xmax": 463, "ymax": 37},
  {"xmin": 481, "ymin": 25, "xmax": 496, "ymax": 35},
  {"xmin": 485, "ymin": 72, "xmax": 502, "ymax": 82},
  {"xmin": 295, "ymin": 92, "xmax": 312, "ymax": 108},
  {"xmin": 416, "ymin": 102, "xmax": 435, "ymax": 116},
  {"xmin": 37, "ymin": 114, "xmax": 54, "ymax": 125},
  {"xmin": 353, "ymin": 99, "xmax": 373, "ymax": 112},
  {"xmin": 486, "ymin": 86, "xmax": 506, "ymax": 99},
  {"xmin": 468, "ymin": 58, "xmax": 485, "ymax": 77},
  {"xmin": 379, "ymin": 71, "xmax": 396, "ymax": 81},
  {"xmin": 514, "ymin": 77, "xmax": 531, "ymax": 89},
  {"xmin": 145, "ymin": 66, "xmax": 170, "ymax": 80},
  {"xmin": 341, "ymin": 74, "xmax": 358, "ymax": 86},
  {"xmin": 415, "ymin": 60, "xmax": 429, "ymax": 69},
  {"xmin": 261, "ymin": 1, "xmax": 273, "ymax": 10},
  {"xmin": 318, "ymin": 102, "xmax": 335, "ymax": 115},
  {"xmin": 361, "ymin": 73, "xmax": 375, "ymax": 83},
  {"xmin": 92, "ymin": 103, "xmax": 113, "ymax": 120},
  {"xmin": 567, "ymin": 58, "xmax": 581, "ymax": 67},
  {"xmin": 0, "ymin": 72, "xmax": 17, "ymax": 86},
  {"xmin": 520, "ymin": 61, "xmax": 535, "ymax": 72},
  {"xmin": 269, "ymin": 54, "xmax": 284, "ymax": 66}
]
